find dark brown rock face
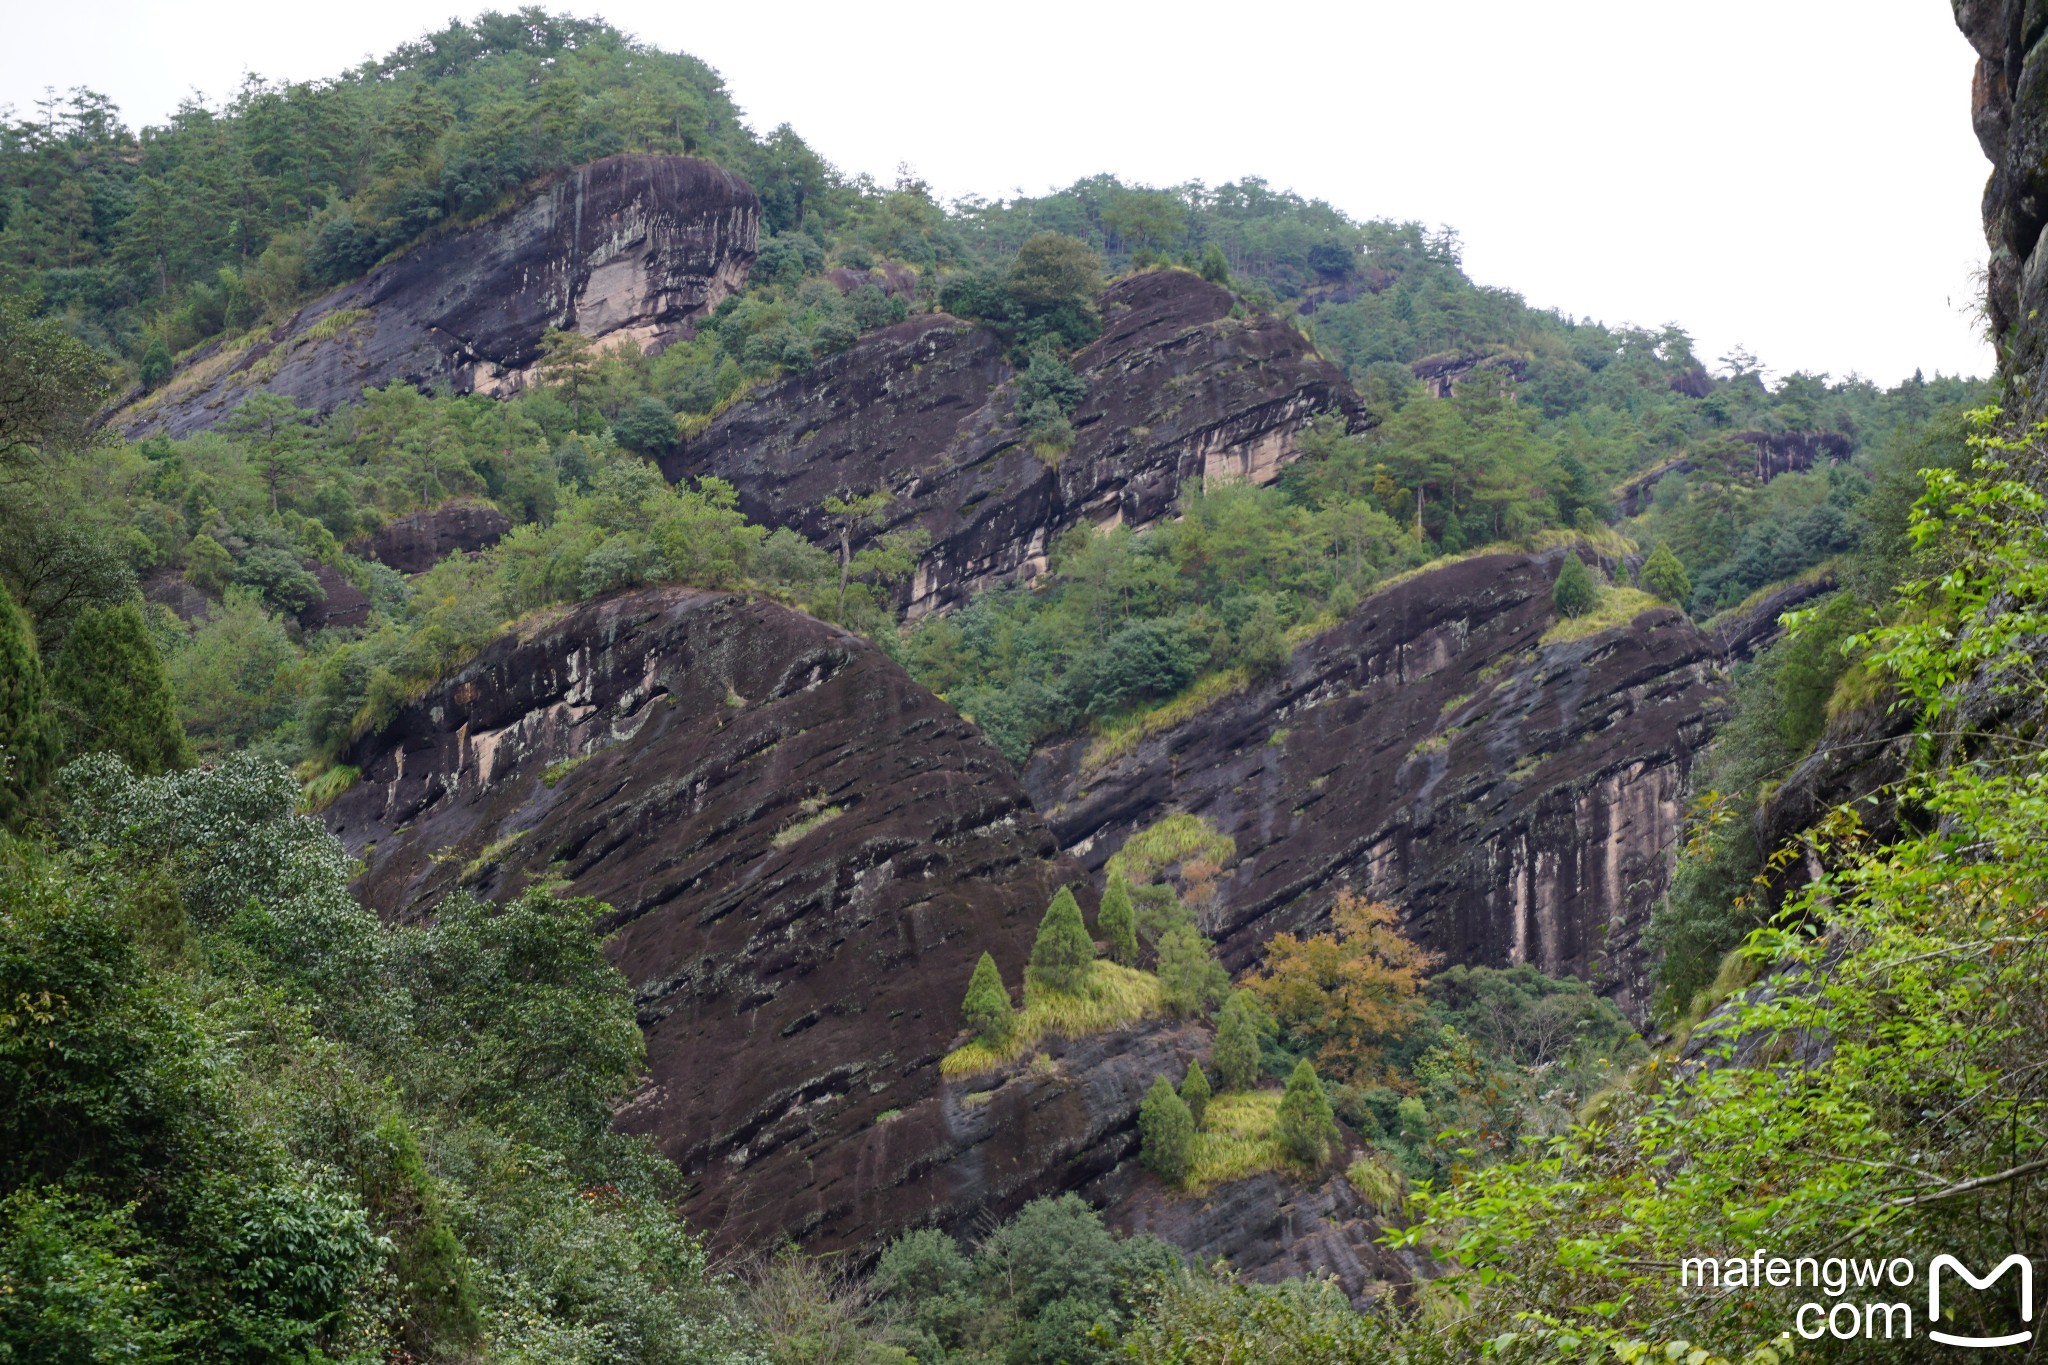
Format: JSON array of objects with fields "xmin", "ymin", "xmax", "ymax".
[
  {"xmin": 357, "ymin": 501, "xmax": 513, "ymax": 574},
  {"xmin": 1090, "ymin": 1165, "xmax": 1424, "ymax": 1305},
  {"xmin": 1956, "ymin": 0, "xmax": 2048, "ymax": 402},
  {"xmin": 1611, "ymin": 431, "xmax": 1852, "ymax": 516},
  {"xmin": 297, "ymin": 562, "xmax": 370, "ymax": 632},
  {"xmin": 120, "ymin": 156, "xmax": 758, "ymax": 438},
  {"xmin": 323, "ymin": 587, "xmax": 1088, "ymax": 1255},
  {"xmin": 1024, "ymin": 550, "xmax": 1726, "ymax": 1018},
  {"xmin": 661, "ymin": 269, "xmax": 1363, "ymax": 615}
]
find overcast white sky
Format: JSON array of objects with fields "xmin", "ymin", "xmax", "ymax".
[{"xmin": 2, "ymin": 1, "xmax": 1993, "ymax": 386}]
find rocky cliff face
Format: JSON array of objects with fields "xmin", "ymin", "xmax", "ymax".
[
  {"xmin": 120, "ymin": 156, "xmax": 758, "ymax": 438},
  {"xmin": 1956, "ymin": 0, "xmax": 2048, "ymax": 402},
  {"xmin": 660, "ymin": 269, "xmax": 1363, "ymax": 615},
  {"xmin": 1025, "ymin": 549, "xmax": 1726, "ymax": 1017},
  {"xmin": 322, "ymin": 585, "xmax": 1426, "ymax": 1292},
  {"xmin": 355, "ymin": 501, "xmax": 513, "ymax": 574},
  {"xmin": 325, "ymin": 587, "xmax": 1075, "ymax": 1254}
]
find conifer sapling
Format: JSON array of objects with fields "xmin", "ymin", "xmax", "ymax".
[
  {"xmin": 1551, "ymin": 551, "xmax": 1599, "ymax": 619},
  {"xmin": 1641, "ymin": 542, "xmax": 1691, "ymax": 605},
  {"xmin": 1097, "ymin": 875, "xmax": 1139, "ymax": 965},
  {"xmin": 1277, "ymin": 1058, "xmax": 1341, "ymax": 1168},
  {"xmin": 1212, "ymin": 991, "xmax": 1262, "ymax": 1092},
  {"xmin": 961, "ymin": 951, "xmax": 1013, "ymax": 1045},
  {"xmin": 1179, "ymin": 1060, "xmax": 1211, "ymax": 1130},
  {"xmin": 1028, "ymin": 886, "xmax": 1094, "ymax": 996},
  {"xmin": 1139, "ymin": 1075, "xmax": 1194, "ymax": 1185}
]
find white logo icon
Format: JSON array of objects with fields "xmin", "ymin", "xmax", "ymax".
[{"xmin": 1929, "ymin": 1254, "xmax": 2033, "ymax": 1349}]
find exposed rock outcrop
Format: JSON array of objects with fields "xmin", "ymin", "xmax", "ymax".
[
  {"xmin": 1409, "ymin": 348, "xmax": 1529, "ymax": 399},
  {"xmin": 321, "ymin": 585, "xmax": 1433, "ymax": 1292},
  {"xmin": 660, "ymin": 269, "xmax": 1364, "ymax": 615},
  {"xmin": 1024, "ymin": 549, "xmax": 1727, "ymax": 1018},
  {"xmin": 297, "ymin": 562, "xmax": 370, "ymax": 632},
  {"xmin": 120, "ymin": 156, "xmax": 759, "ymax": 438},
  {"xmin": 357, "ymin": 501, "xmax": 513, "ymax": 574},
  {"xmin": 1612, "ymin": 431, "xmax": 1853, "ymax": 516},
  {"xmin": 324, "ymin": 586, "xmax": 1075, "ymax": 1256},
  {"xmin": 1705, "ymin": 571, "xmax": 1838, "ymax": 663},
  {"xmin": 1956, "ymin": 0, "xmax": 2048, "ymax": 402},
  {"xmin": 1090, "ymin": 1165, "xmax": 1423, "ymax": 1305}
]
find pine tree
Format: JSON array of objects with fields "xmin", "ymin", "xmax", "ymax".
[
  {"xmin": 1139, "ymin": 1075, "xmax": 1194, "ymax": 1185},
  {"xmin": 0, "ymin": 584, "xmax": 57, "ymax": 824},
  {"xmin": 1276, "ymin": 1059, "xmax": 1341, "ymax": 1168},
  {"xmin": 1097, "ymin": 876, "xmax": 1139, "ymax": 965},
  {"xmin": 48, "ymin": 601, "xmax": 194, "ymax": 776},
  {"xmin": 1552, "ymin": 551, "xmax": 1599, "ymax": 619},
  {"xmin": 1439, "ymin": 509, "xmax": 1467, "ymax": 553},
  {"xmin": 961, "ymin": 951, "xmax": 1013, "ymax": 1045},
  {"xmin": 1157, "ymin": 923, "xmax": 1229, "ymax": 1018},
  {"xmin": 1027, "ymin": 886, "xmax": 1094, "ymax": 996},
  {"xmin": 1179, "ymin": 1060, "xmax": 1211, "ymax": 1131},
  {"xmin": 1642, "ymin": 543, "xmax": 1692, "ymax": 605},
  {"xmin": 1198, "ymin": 243, "xmax": 1231, "ymax": 286},
  {"xmin": 1212, "ymin": 991, "xmax": 1262, "ymax": 1092}
]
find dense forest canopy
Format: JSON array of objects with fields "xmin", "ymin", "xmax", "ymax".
[{"xmin": 4, "ymin": 8, "xmax": 2041, "ymax": 1363}]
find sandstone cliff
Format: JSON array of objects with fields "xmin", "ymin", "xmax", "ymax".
[
  {"xmin": 120, "ymin": 155, "xmax": 759, "ymax": 438},
  {"xmin": 324, "ymin": 587, "xmax": 1076, "ymax": 1254},
  {"xmin": 1024, "ymin": 549, "xmax": 1726, "ymax": 1018},
  {"xmin": 660, "ymin": 269, "xmax": 1363, "ymax": 615},
  {"xmin": 322, "ymin": 585, "xmax": 1425, "ymax": 1291}
]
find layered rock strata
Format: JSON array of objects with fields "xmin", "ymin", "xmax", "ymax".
[
  {"xmin": 120, "ymin": 155, "xmax": 759, "ymax": 438},
  {"xmin": 324, "ymin": 587, "xmax": 1073, "ymax": 1255},
  {"xmin": 661, "ymin": 269, "xmax": 1364, "ymax": 615},
  {"xmin": 1025, "ymin": 549, "xmax": 1727, "ymax": 1018}
]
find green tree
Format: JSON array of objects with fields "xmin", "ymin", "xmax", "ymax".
[
  {"xmin": 1097, "ymin": 876, "xmax": 1138, "ymax": 966},
  {"xmin": 0, "ymin": 585, "xmax": 56, "ymax": 824},
  {"xmin": 961, "ymin": 951, "xmax": 1013, "ymax": 1045},
  {"xmin": 610, "ymin": 397, "xmax": 679, "ymax": 455},
  {"xmin": 1027, "ymin": 886, "xmax": 1094, "ymax": 996},
  {"xmin": 139, "ymin": 336, "xmax": 173, "ymax": 393},
  {"xmin": 1212, "ymin": 991, "xmax": 1263, "ymax": 1093},
  {"xmin": 1551, "ymin": 550, "xmax": 1598, "ymax": 618},
  {"xmin": 0, "ymin": 299, "xmax": 109, "ymax": 480},
  {"xmin": 1276, "ymin": 1059, "xmax": 1340, "ymax": 1168},
  {"xmin": 47, "ymin": 601, "xmax": 194, "ymax": 775},
  {"xmin": 1198, "ymin": 243, "xmax": 1231, "ymax": 285},
  {"xmin": 1179, "ymin": 1060, "xmax": 1211, "ymax": 1130},
  {"xmin": 1007, "ymin": 233, "xmax": 1102, "ymax": 316},
  {"xmin": 1641, "ymin": 542, "xmax": 1691, "ymax": 604},
  {"xmin": 1156, "ymin": 923, "xmax": 1228, "ymax": 1019},
  {"xmin": 1138, "ymin": 1075, "xmax": 1193, "ymax": 1185}
]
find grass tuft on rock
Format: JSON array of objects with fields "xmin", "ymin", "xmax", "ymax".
[
  {"xmin": 1538, "ymin": 585, "xmax": 1666, "ymax": 646},
  {"xmin": 1184, "ymin": 1090, "xmax": 1293, "ymax": 1192},
  {"xmin": 941, "ymin": 962, "xmax": 1165, "ymax": 1080}
]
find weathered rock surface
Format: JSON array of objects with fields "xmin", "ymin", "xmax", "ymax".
[
  {"xmin": 297, "ymin": 562, "xmax": 370, "ymax": 632},
  {"xmin": 1612, "ymin": 431, "xmax": 1853, "ymax": 516},
  {"xmin": 356, "ymin": 501, "xmax": 513, "ymax": 574},
  {"xmin": 1956, "ymin": 0, "xmax": 2048, "ymax": 402},
  {"xmin": 1025, "ymin": 549, "xmax": 1727, "ymax": 1018},
  {"xmin": 119, "ymin": 156, "xmax": 758, "ymax": 438},
  {"xmin": 322, "ymin": 585, "xmax": 1434, "ymax": 1291},
  {"xmin": 1089, "ymin": 1164, "xmax": 1423, "ymax": 1305},
  {"xmin": 661, "ymin": 269, "xmax": 1364, "ymax": 615},
  {"xmin": 324, "ymin": 586, "xmax": 1076, "ymax": 1255},
  {"xmin": 1706, "ymin": 571, "xmax": 1839, "ymax": 663}
]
